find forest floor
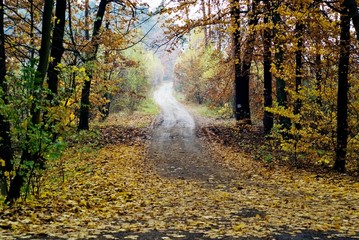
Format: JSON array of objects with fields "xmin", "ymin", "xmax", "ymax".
[{"xmin": 1, "ymin": 83, "xmax": 359, "ymax": 239}]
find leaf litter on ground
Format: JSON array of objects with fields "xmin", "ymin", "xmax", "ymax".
[{"xmin": 0, "ymin": 112, "xmax": 359, "ymax": 239}]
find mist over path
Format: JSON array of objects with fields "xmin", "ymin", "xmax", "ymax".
[{"xmin": 148, "ymin": 82, "xmax": 234, "ymax": 181}]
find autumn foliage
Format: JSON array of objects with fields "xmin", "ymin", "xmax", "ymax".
[
  {"xmin": 0, "ymin": 0, "xmax": 159, "ymax": 203},
  {"xmin": 168, "ymin": 0, "xmax": 359, "ymax": 172}
]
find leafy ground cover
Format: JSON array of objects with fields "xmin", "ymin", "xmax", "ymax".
[{"xmin": 0, "ymin": 109, "xmax": 359, "ymax": 239}]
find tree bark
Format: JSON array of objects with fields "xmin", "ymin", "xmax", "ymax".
[
  {"xmin": 78, "ymin": 0, "xmax": 108, "ymax": 131},
  {"xmin": 0, "ymin": 0, "xmax": 14, "ymax": 194},
  {"xmin": 315, "ymin": 53, "xmax": 322, "ymax": 105},
  {"xmin": 207, "ymin": 0, "xmax": 212, "ymax": 41},
  {"xmin": 263, "ymin": 0, "xmax": 273, "ymax": 135},
  {"xmin": 201, "ymin": 0, "xmax": 208, "ymax": 47},
  {"xmin": 334, "ymin": 4, "xmax": 350, "ymax": 173},
  {"xmin": 230, "ymin": 0, "xmax": 243, "ymax": 122},
  {"xmin": 344, "ymin": 0, "xmax": 359, "ymax": 40},
  {"xmin": 6, "ymin": 0, "xmax": 54, "ymax": 204},
  {"xmin": 32, "ymin": 0, "xmax": 54, "ymax": 124},
  {"xmin": 236, "ymin": 0, "xmax": 259, "ymax": 124},
  {"xmin": 294, "ymin": 21, "xmax": 303, "ymax": 128},
  {"xmin": 47, "ymin": 0, "xmax": 66, "ymax": 101},
  {"xmin": 273, "ymin": 10, "xmax": 291, "ymax": 132}
]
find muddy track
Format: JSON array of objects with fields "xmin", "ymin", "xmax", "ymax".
[{"xmin": 148, "ymin": 82, "xmax": 236, "ymax": 183}]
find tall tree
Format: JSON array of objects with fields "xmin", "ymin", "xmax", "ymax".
[
  {"xmin": 231, "ymin": 0, "xmax": 253, "ymax": 123},
  {"xmin": 78, "ymin": 0, "xmax": 108, "ymax": 131},
  {"xmin": 294, "ymin": 20, "xmax": 304, "ymax": 122},
  {"xmin": 345, "ymin": 0, "xmax": 359, "ymax": 40},
  {"xmin": 263, "ymin": 0, "xmax": 273, "ymax": 134},
  {"xmin": 0, "ymin": 0, "xmax": 14, "ymax": 194},
  {"xmin": 201, "ymin": 0, "xmax": 208, "ymax": 47},
  {"xmin": 237, "ymin": 0, "xmax": 259, "ymax": 124},
  {"xmin": 47, "ymin": 0, "xmax": 67, "ymax": 101},
  {"xmin": 6, "ymin": 0, "xmax": 55, "ymax": 204},
  {"xmin": 334, "ymin": 2, "xmax": 350, "ymax": 173},
  {"xmin": 272, "ymin": 6, "xmax": 291, "ymax": 132}
]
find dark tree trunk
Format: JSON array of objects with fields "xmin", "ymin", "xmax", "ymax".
[
  {"xmin": 207, "ymin": 0, "xmax": 212, "ymax": 41},
  {"xmin": 263, "ymin": 0, "xmax": 273, "ymax": 135},
  {"xmin": 294, "ymin": 21, "xmax": 303, "ymax": 129},
  {"xmin": 99, "ymin": 25, "xmax": 112, "ymax": 121},
  {"xmin": 47, "ymin": 0, "xmax": 66, "ymax": 101},
  {"xmin": 32, "ymin": 0, "xmax": 54, "ymax": 124},
  {"xmin": 78, "ymin": 79, "xmax": 92, "ymax": 130},
  {"xmin": 0, "ymin": 0, "xmax": 14, "ymax": 194},
  {"xmin": 315, "ymin": 53, "xmax": 322, "ymax": 105},
  {"xmin": 231, "ymin": 0, "xmax": 255, "ymax": 124},
  {"xmin": 201, "ymin": 0, "xmax": 208, "ymax": 47},
  {"xmin": 344, "ymin": 0, "xmax": 359, "ymax": 40},
  {"xmin": 334, "ymin": 4, "xmax": 350, "ymax": 173},
  {"xmin": 78, "ymin": 0, "xmax": 108, "ymax": 131},
  {"xmin": 273, "ymin": 11, "xmax": 291, "ymax": 132},
  {"xmin": 216, "ymin": 0, "xmax": 222, "ymax": 50},
  {"xmin": 237, "ymin": 0, "xmax": 259, "ymax": 124},
  {"xmin": 231, "ymin": 0, "xmax": 243, "ymax": 121},
  {"xmin": 6, "ymin": 0, "xmax": 54, "ymax": 204}
]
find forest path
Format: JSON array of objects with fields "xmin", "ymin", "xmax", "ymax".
[{"xmin": 148, "ymin": 82, "xmax": 235, "ymax": 183}]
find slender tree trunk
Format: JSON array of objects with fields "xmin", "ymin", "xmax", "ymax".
[
  {"xmin": 230, "ymin": 0, "xmax": 243, "ymax": 122},
  {"xmin": 29, "ymin": 0, "xmax": 35, "ymax": 61},
  {"xmin": 201, "ymin": 0, "xmax": 208, "ymax": 47},
  {"xmin": 334, "ymin": 4, "xmax": 350, "ymax": 173},
  {"xmin": 0, "ymin": 0, "xmax": 14, "ymax": 195},
  {"xmin": 47, "ymin": 0, "xmax": 66, "ymax": 101},
  {"xmin": 263, "ymin": 0, "xmax": 273, "ymax": 135},
  {"xmin": 315, "ymin": 53, "xmax": 322, "ymax": 105},
  {"xmin": 99, "ymin": 22, "xmax": 111, "ymax": 121},
  {"xmin": 6, "ymin": 0, "xmax": 54, "ymax": 204},
  {"xmin": 216, "ymin": 0, "xmax": 222, "ymax": 50},
  {"xmin": 78, "ymin": 0, "xmax": 108, "ymax": 130},
  {"xmin": 273, "ymin": 11, "xmax": 291, "ymax": 132},
  {"xmin": 207, "ymin": 0, "xmax": 212, "ymax": 41},
  {"xmin": 294, "ymin": 21, "xmax": 303, "ymax": 127},
  {"xmin": 344, "ymin": 0, "xmax": 359, "ymax": 40},
  {"xmin": 237, "ymin": 0, "xmax": 259, "ymax": 124},
  {"xmin": 32, "ymin": 0, "xmax": 54, "ymax": 124}
]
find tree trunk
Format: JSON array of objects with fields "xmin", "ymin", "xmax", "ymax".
[
  {"xmin": 315, "ymin": 53, "xmax": 322, "ymax": 105},
  {"xmin": 273, "ymin": 11, "xmax": 291, "ymax": 132},
  {"xmin": 294, "ymin": 21, "xmax": 303, "ymax": 129},
  {"xmin": 6, "ymin": 0, "xmax": 54, "ymax": 204},
  {"xmin": 0, "ymin": 0, "xmax": 14, "ymax": 195},
  {"xmin": 201, "ymin": 0, "xmax": 208, "ymax": 47},
  {"xmin": 207, "ymin": 0, "xmax": 212, "ymax": 41},
  {"xmin": 99, "ymin": 23, "xmax": 112, "ymax": 121},
  {"xmin": 237, "ymin": 0, "xmax": 259, "ymax": 124},
  {"xmin": 47, "ymin": 0, "xmax": 66, "ymax": 101},
  {"xmin": 32, "ymin": 0, "xmax": 54, "ymax": 124},
  {"xmin": 231, "ymin": 0, "xmax": 255, "ymax": 124},
  {"xmin": 78, "ymin": 0, "xmax": 108, "ymax": 131},
  {"xmin": 230, "ymin": 0, "xmax": 243, "ymax": 122},
  {"xmin": 334, "ymin": 4, "xmax": 350, "ymax": 173},
  {"xmin": 263, "ymin": 0, "xmax": 273, "ymax": 135},
  {"xmin": 78, "ymin": 78, "xmax": 92, "ymax": 130},
  {"xmin": 344, "ymin": 0, "xmax": 359, "ymax": 40}
]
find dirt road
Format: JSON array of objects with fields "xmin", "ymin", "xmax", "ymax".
[{"xmin": 149, "ymin": 82, "xmax": 233, "ymax": 182}]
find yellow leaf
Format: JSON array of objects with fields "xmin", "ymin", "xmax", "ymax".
[{"xmin": 233, "ymin": 222, "xmax": 246, "ymax": 232}]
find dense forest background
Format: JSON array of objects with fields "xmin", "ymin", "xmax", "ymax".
[
  {"xmin": 0, "ymin": 0, "xmax": 359, "ymax": 206},
  {"xmin": 172, "ymin": 0, "xmax": 359, "ymax": 174}
]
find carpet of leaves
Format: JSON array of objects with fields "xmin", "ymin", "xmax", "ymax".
[{"xmin": 0, "ymin": 114, "xmax": 359, "ymax": 239}]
